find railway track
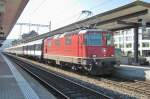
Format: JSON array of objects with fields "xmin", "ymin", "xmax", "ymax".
[
  {"xmin": 6, "ymin": 54, "xmax": 112, "ymax": 99},
  {"xmin": 5, "ymin": 53, "xmax": 150, "ymax": 98}
]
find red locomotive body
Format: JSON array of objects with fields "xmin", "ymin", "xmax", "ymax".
[{"xmin": 43, "ymin": 29, "xmax": 117, "ymax": 75}]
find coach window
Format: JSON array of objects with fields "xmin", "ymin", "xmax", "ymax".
[
  {"xmin": 38, "ymin": 44, "xmax": 41, "ymax": 50},
  {"xmin": 24, "ymin": 46, "xmax": 27, "ymax": 50},
  {"xmin": 30, "ymin": 45, "xmax": 32, "ymax": 50},
  {"xmin": 35, "ymin": 44, "xmax": 37, "ymax": 50},
  {"xmin": 35, "ymin": 44, "xmax": 40, "ymax": 50},
  {"xmin": 65, "ymin": 36, "xmax": 72, "ymax": 45},
  {"xmin": 27, "ymin": 46, "xmax": 29, "ymax": 51},
  {"xmin": 32, "ymin": 45, "xmax": 34, "ymax": 50},
  {"xmin": 29, "ymin": 45, "xmax": 32, "ymax": 50}
]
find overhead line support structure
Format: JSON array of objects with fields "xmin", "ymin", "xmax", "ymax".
[{"xmin": 16, "ymin": 23, "xmax": 50, "ymax": 35}]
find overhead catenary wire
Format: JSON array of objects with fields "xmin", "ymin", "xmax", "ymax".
[
  {"xmin": 20, "ymin": 0, "xmax": 114, "ymax": 31},
  {"xmin": 53, "ymin": 0, "xmax": 113, "ymax": 28},
  {"xmin": 29, "ymin": 0, "xmax": 48, "ymax": 16},
  {"xmin": 88, "ymin": 0, "xmax": 113, "ymax": 11}
]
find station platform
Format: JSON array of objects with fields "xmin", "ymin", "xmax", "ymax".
[
  {"xmin": 114, "ymin": 64, "xmax": 150, "ymax": 81},
  {"xmin": 0, "ymin": 53, "xmax": 56, "ymax": 99}
]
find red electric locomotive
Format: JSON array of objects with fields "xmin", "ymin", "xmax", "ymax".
[{"xmin": 43, "ymin": 29, "xmax": 117, "ymax": 75}]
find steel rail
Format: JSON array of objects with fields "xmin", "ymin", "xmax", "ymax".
[{"xmin": 6, "ymin": 54, "xmax": 112, "ymax": 99}]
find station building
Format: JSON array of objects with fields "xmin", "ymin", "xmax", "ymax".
[{"xmin": 114, "ymin": 27, "xmax": 150, "ymax": 57}]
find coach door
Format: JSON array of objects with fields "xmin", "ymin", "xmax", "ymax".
[{"xmin": 78, "ymin": 35, "xmax": 83, "ymax": 57}]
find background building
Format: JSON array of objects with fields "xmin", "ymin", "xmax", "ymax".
[{"xmin": 114, "ymin": 28, "xmax": 150, "ymax": 57}]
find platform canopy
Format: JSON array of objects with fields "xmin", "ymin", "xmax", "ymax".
[
  {"xmin": 17, "ymin": 1, "xmax": 150, "ymax": 43},
  {"xmin": 51, "ymin": 1, "xmax": 150, "ymax": 33},
  {"xmin": 0, "ymin": 0, "xmax": 29, "ymax": 45}
]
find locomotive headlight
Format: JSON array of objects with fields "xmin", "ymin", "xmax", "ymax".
[
  {"xmin": 111, "ymin": 54, "xmax": 114, "ymax": 56},
  {"xmin": 103, "ymin": 49, "xmax": 106, "ymax": 52},
  {"xmin": 92, "ymin": 55, "xmax": 97, "ymax": 57},
  {"xmin": 102, "ymin": 48, "xmax": 107, "ymax": 53}
]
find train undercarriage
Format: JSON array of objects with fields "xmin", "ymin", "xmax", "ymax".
[
  {"xmin": 9, "ymin": 53, "xmax": 117, "ymax": 75},
  {"xmin": 44, "ymin": 56, "xmax": 118, "ymax": 75}
]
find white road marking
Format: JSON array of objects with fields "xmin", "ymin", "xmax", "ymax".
[{"xmin": 1, "ymin": 54, "xmax": 40, "ymax": 99}]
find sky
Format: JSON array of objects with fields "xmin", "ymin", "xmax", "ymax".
[{"xmin": 6, "ymin": 0, "xmax": 150, "ymax": 40}]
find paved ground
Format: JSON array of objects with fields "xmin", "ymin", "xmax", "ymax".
[{"xmin": 114, "ymin": 64, "xmax": 150, "ymax": 81}]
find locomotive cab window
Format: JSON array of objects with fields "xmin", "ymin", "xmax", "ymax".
[{"xmin": 84, "ymin": 32, "xmax": 102, "ymax": 46}]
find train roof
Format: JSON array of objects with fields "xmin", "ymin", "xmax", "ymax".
[
  {"xmin": 45, "ymin": 29, "xmax": 112, "ymax": 40},
  {"xmin": 7, "ymin": 39, "xmax": 43, "ymax": 49},
  {"xmin": 78, "ymin": 29, "xmax": 112, "ymax": 34}
]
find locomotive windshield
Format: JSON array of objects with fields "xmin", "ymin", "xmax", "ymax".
[{"xmin": 84, "ymin": 32, "xmax": 102, "ymax": 46}]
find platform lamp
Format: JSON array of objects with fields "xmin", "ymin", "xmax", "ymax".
[
  {"xmin": 0, "ymin": 26, "xmax": 5, "ymax": 40},
  {"xmin": 0, "ymin": 0, "xmax": 5, "ymax": 41},
  {"xmin": 0, "ymin": 32, "xmax": 5, "ymax": 40},
  {"xmin": 0, "ymin": 28, "xmax": 3, "ymax": 48}
]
